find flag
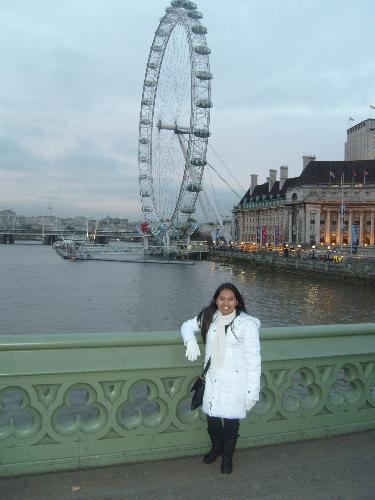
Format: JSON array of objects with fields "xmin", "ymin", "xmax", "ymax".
[
  {"xmin": 370, "ymin": 105, "xmax": 375, "ymax": 110},
  {"xmin": 261, "ymin": 226, "xmax": 267, "ymax": 246},
  {"xmin": 274, "ymin": 226, "xmax": 280, "ymax": 246},
  {"xmin": 364, "ymin": 170, "xmax": 369, "ymax": 186},
  {"xmin": 352, "ymin": 224, "xmax": 359, "ymax": 249},
  {"xmin": 349, "ymin": 117, "xmax": 355, "ymax": 121}
]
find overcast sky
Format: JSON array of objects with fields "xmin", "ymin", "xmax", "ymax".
[{"xmin": 1, "ymin": 0, "xmax": 374, "ymax": 220}]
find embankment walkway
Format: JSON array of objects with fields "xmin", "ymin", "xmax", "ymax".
[
  {"xmin": 209, "ymin": 250, "xmax": 375, "ymax": 286},
  {"xmin": 1, "ymin": 430, "xmax": 374, "ymax": 500}
]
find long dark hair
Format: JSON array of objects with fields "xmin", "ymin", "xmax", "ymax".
[{"xmin": 197, "ymin": 283, "xmax": 247, "ymax": 344}]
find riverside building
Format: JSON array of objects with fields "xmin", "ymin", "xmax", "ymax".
[{"xmin": 233, "ymin": 157, "xmax": 375, "ymax": 249}]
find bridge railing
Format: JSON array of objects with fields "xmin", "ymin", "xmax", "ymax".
[{"xmin": 1, "ymin": 323, "xmax": 375, "ymax": 477}]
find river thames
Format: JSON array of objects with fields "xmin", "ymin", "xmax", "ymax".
[{"xmin": 1, "ymin": 243, "xmax": 374, "ymax": 336}]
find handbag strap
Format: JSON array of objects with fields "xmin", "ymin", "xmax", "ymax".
[{"xmin": 201, "ymin": 357, "xmax": 211, "ymax": 377}]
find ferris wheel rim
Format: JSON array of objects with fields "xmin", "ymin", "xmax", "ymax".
[{"xmin": 138, "ymin": 2, "xmax": 212, "ymax": 238}]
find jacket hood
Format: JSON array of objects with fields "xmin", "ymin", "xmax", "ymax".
[{"xmin": 236, "ymin": 312, "xmax": 261, "ymax": 328}]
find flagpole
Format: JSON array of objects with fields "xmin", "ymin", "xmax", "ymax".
[{"xmin": 340, "ymin": 172, "xmax": 344, "ymax": 254}]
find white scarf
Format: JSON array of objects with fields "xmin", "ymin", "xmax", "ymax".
[{"xmin": 211, "ymin": 310, "xmax": 237, "ymax": 369}]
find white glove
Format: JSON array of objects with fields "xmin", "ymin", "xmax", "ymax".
[
  {"xmin": 185, "ymin": 339, "xmax": 201, "ymax": 362},
  {"xmin": 246, "ymin": 399, "xmax": 256, "ymax": 412}
]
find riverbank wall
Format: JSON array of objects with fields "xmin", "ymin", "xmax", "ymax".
[{"xmin": 208, "ymin": 251, "xmax": 375, "ymax": 286}]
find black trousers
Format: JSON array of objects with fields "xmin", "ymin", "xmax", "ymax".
[{"xmin": 207, "ymin": 415, "xmax": 240, "ymax": 434}]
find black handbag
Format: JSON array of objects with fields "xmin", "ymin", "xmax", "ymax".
[{"xmin": 190, "ymin": 358, "xmax": 211, "ymax": 411}]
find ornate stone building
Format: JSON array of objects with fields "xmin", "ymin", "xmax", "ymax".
[{"xmin": 233, "ymin": 158, "xmax": 375, "ymax": 249}]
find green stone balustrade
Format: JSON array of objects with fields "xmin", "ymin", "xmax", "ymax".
[{"xmin": 1, "ymin": 323, "xmax": 375, "ymax": 477}]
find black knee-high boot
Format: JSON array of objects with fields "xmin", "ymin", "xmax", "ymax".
[
  {"xmin": 203, "ymin": 416, "xmax": 224, "ymax": 464},
  {"xmin": 221, "ymin": 418, "xmax": 240, "ymax": 474}
]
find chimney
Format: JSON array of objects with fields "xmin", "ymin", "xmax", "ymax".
[
  {"xmin": 302, "ymin": 155, "xmax": 316, "ymax": 170},
  {"xmin": 250, "ymin": 174, "xmax": 258, "ymax": 195},
  {"xmin": 279, "ymin": 165, "xmax": 288, "ymax": 190},
  {"xmin": 269, "ymin": 169, "xmax": 277, "ymax": 192}
]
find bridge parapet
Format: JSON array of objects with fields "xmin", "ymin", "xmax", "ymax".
[{"xmin": 1, "ymin": 323, "xmax": 375, "ymax": 477}]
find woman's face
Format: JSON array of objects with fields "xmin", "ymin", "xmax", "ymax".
[{"xmin": 216, "ymin": 288, "xmax": 238, "ymax": 315}]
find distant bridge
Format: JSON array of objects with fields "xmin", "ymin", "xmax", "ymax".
[{"xmin": 0, "ymin": 228, "xmax": 142, "ymax": 244}]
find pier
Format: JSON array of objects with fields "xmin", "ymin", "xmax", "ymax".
[{"xmin": 55, "ymin": 240, "xmax": 210, "ymax": 262}]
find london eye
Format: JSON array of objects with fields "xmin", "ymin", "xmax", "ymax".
[{"xmin": 138, "ymin": 1, "xmax": 212, "ymax": 240}]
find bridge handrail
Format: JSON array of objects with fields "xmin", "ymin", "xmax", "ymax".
[
  {"xmin": 1, "ymin": 323, "xmax": 375, "ymax": 351},
  {"xmin": 1, "ymin": 322, "xmax": 375, "ymax": 477}
]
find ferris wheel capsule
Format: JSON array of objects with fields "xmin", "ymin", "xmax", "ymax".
[{"xmin": 187, "ymin": 10, "xmax": 203, "ymax": 20}]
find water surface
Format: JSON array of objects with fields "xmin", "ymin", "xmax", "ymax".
[{"xmin": 1, "ymin": 243, "xmax": 373, "ymax": 335}]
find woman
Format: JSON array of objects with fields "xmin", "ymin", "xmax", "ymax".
[{"xmin": 181, "ymin": 283, "xmax": 261, "ymax": 474}]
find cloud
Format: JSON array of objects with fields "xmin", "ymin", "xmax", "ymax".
[
  {"xmin": 0, "ymin": 136, "xmax": 47, "ymax": 173},
  {"xmin": 0, "ymin": 0, "xmax": 374, "ymax": 222}
]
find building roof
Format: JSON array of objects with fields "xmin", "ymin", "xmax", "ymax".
[
  {"xmin": 236, "ymin": 160, "xmax": 375, "ymax": 208},
  {"xmin": 296, "ymin": 160, "xmax": 375, "ymax": 185},
  {"xmin": 237, "ymin": 177, "xmax": 298, "ymax": 206}
]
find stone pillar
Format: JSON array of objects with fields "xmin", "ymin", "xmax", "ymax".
[
  {"xmin": 336, "ymin": 209, "xmax": 341, "ymax": 245},
  {"xmin": 300, "ymin": 205, "xmax": 306, "ymax": 244},
  {"xmin": 315, "ymin": 208, "xmax": 321, "ymax": 245},
  {"xmin": 288, "ymin": 210, "xmax": 292, "ymax": 242},
  {"xmin": 237, "ymin": 212, "xmax": 244, "ymax": 243},
  {"xmin": 359, "ymin": 211, "xmax": 365, "ymax": 247},
  {"xmin": 305, "ymin": 207, "xmax": 311, "ymax": 244},
  {"xmin": 371, "ymin": 211, "xmax": 375, "ymax": 246},
  {"xmin": 348, "ymin": 211, "xmax": 353, "ymax": 245},
  {"xmin": 325, "ymin": 208, "xmax": 331, "ymax": 244}
]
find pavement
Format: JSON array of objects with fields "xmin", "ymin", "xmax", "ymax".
[{"xmin": 1, "ymin": 430, "xmax": 375, "ymax": 500}]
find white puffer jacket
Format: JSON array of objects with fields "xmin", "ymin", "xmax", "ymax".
[{"xmin": 181, "ymin": 311, "xmax": 261, "ymax": 419}]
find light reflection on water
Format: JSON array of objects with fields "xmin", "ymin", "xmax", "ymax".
[{"xmin": 0, "ymin": 244, "xmax": 373, "ymax": 335}]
